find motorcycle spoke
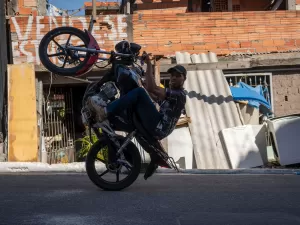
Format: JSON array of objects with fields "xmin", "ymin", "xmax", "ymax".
[
  {"xmin": 66, "ymin": 34, "xmax": 72, "ymax": 46},
  {"xmin": 61, "ymin": 56, "xmax": 68, "ymax": 68},
  {"xmin": 99, "ymin": 169, "xmax": 109, "ymax": 177},
  {"xmin": 52, "ymin": 39, "xmax": 63, "ymax": 49},
  {"xmin": 47, "ymin": 52, "xmax": 65, "ymax": 57},
  {"xmin": 124, "ymin": 165, "xmax": 131, "ymax": 172},
  {"xmin": 116, "ymin": 170, "xmax": 120, "ymax": 182}
]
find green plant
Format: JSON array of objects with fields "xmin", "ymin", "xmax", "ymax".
[{"xmin": 76, "ymin": 128, "xmax": 108, "ymax": 162}]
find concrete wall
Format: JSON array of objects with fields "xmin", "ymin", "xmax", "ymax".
[{"xmin": 273, "ymin": 73, "xmax": 300, "ymax": 117}]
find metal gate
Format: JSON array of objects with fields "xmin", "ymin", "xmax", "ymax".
[{"xmin": 42, "ymin": 87, "xmax": 76, "ymax": 164}]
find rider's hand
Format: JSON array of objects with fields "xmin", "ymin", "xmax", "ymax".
[{"xmin": 143, "ymin": 51, "xmax": 153, "ymax": 64}]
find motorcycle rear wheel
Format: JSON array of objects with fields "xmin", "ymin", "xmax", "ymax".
[
  {"xmin": 85, "ymin": 135, "xmax": 142, "ymax": 191},
  {"xmin": 38, "ymin": 27, "xmax": 91, "ymax": 76}
]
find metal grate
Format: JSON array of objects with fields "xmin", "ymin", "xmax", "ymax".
[
  {"xmin": 42, "ymin": 87, "xmax": 76, "ymax": 164},
  {"xmin": 212, "ymin": 0, "xmax": 228, "ymax": 11},
  {"xmin": 233, "ymin": 4, "xmax": 241, "ymax": 11}
]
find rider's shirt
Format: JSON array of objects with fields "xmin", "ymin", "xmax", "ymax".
[{"xmin": 154, "ymin": 88, "xmax": 186, "ymax": 139}]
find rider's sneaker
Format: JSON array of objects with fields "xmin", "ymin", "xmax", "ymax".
[
  {"xmin": 88, "ymin": 96, "xmax": 107, "ymax": 122},
  {"xmin": 144, "ymin": 161, "xmax": 158, "ymax": 180}
]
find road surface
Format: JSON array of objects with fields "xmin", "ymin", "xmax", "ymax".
[{"xmin": 0, "ymin": 173, "xmax": 299, "ymax": 225}]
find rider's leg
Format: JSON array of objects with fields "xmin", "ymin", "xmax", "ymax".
[{"xmin": 92, "ymin": 87, "xmax": 162, "ymax": 132}]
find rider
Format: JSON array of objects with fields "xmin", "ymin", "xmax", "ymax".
[{"xmin": 89, "ymin": 54, "xmax": 187, "ymax": 179}]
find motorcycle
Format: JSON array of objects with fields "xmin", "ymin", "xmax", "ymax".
[{"xmin": 38, "ymin": 17, "xmax": 179, "ymax": 191}]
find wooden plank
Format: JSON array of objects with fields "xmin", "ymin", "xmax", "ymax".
[{"xmin": 8, "ymin": 64, "xmax": 38, "ymax": 162}]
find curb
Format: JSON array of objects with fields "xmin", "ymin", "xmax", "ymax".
[
  {"xmin": 0, "ymin": 162, "xmax": 105, "ymax": 173},
  {"xmin": 157, "ymin": 168, "xmax": 300, "ymax": 175},
  {"xmin": 0, "ymin": 162, "xmax": 300, "ymax": 175}
]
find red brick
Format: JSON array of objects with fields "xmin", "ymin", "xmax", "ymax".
[
  {"xmin": 251, "ymin": 40, "xmax": 263, "ymax": 47},
  {"xmin": 210, "ymin": 28, "xmax": 221, "ymax": 35},
  {"xmin": 248, "ymin": 33, "xmax": 261, "ymax": 41},
  {"xmin": 228, "ymin": 41, "xmax": 240, "ymax": 48},
  {"xmin": 286, "ymin": 11, "xmax": 297, "ymax": 18},
  {"xmin": 204, "ymin": 43, "xmax": 217, "ymax": 50},
  {"xmin": 232, "ymin": 12, "xmax": 245, "ymax": 19},
  {"xmin": 273, "ymin": 40, "xmax": 285, "ymax": 46},
  {"xmin": 275, "ymin": 11, "xmax": 286, "ymax": 18},
  {"xmin": 232, "ymin": 27, "xmax": 245, "ymax": 34},
  {"xmin": 262, "ymin": 40, "xmax": 274, "ymax": 47},
  {"xmin": 285, "ymin": 39, "xmax": 296, "ymax": 46},
  {"xmin": 241, "ymin": 41, "xmax": 252, "ymax": 48},
  {"xmin": 277, "ymin": 46, "xmax": 295, "ymax": 51},
  {"xmin": 193, "ymin": 44, "xmax": 206, "ymax": 50},
  {"xmin": 266, "ymin": 47, "xmax": 278, "ymax": 52},
  {"xmin": 255, "ymin": 47, "xmax": 268, "ymax": 53},
  {"xmin": 216, "ymin": 42, "xmax": 229, "ymax": 49},
  {"xmin": 182, "ymin": 44, "xmax": 194, "ymax": 50},
  {"xmin": 221, "ymin": 27, "xmax": 233, "ymax": 34},
  {"xmin": 215, "ymin": 20, "xmax": 228, "ymax": 27}
]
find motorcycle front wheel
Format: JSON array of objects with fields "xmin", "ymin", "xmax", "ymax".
[
  {"xmin": 38, "ymin": 27, "xmax": 91, "ymax": 76},
  {"xmin": 85, "ymin": 135, "xmax": 142, "ymax": 191}
]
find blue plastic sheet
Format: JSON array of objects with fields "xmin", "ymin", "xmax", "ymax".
[{"xmin": 229, "ymin": 82, "xmax": 271, "ymax": 110}]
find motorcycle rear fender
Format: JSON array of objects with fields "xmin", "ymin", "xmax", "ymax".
[{"xmin": 76, "ymin": 29, "xmax": 100, "ymax": 77}]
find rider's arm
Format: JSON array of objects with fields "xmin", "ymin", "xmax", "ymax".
[{"xmin": 144, "ymin": 57, "xmax": 166, "ymax": 101}]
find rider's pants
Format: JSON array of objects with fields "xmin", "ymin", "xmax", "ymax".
[{"xmin": 106, "ymin": 87, "xmax": 162, "ymax": 134}]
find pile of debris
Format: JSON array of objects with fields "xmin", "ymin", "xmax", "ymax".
[{"xmin": 167, "ymin": 52, "xmax": 300, "ymax": 170}]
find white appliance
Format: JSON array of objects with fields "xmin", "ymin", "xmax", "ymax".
[{"xmin": 267, "ymin": 114, "xmax": 300, "ymax": 166}]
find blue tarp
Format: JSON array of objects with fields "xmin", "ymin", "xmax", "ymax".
[{"xmin": 229, "ymin": 82, "xmax": 271, "ymax": 111}]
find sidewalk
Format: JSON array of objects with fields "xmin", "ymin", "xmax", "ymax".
[{"xmin": 0, "ymin": 162, "xmax": 300, "ymax": 175}]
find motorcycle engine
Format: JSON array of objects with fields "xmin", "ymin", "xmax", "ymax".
[
  {"xmin": 81, "ymin": 81, "xmax": 119, "ymax": 126},
  {"xmin": 98, "ymin": 81, "xmax": 119, "ymax": 103}
]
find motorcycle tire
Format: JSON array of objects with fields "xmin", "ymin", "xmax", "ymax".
[
  {"xmin": 85, "ymin": 135, "xmax": 142, "ymax": 191},
  {"xmin": 38, "ymin": 27, "xmax": 91, "ymax": 76}
]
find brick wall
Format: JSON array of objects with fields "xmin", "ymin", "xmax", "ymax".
[
  {"xmin": 10, "ymin": 15, "xmax": 129, "ymax": 64},
  {"xmin": 133, "ymin": 10, "xmax": 300, "ymax": 56},
  {"xmin": 134, "ymin": 0, "xmax": 285, "ymax": 12},
  {"xmin": 134, "ymin": 0, "xmax": 188, "ymax": 11},
  {"xmin": 16, "ymin": 0, "xmax": 38, "ymax": 16},
  {"xmin": 273, "ymin": 73, "xmax": 300, "ymax": 117}
]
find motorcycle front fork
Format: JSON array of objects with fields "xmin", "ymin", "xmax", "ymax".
[{"xmin": 92, "ymin": 124, "xmax": 135, "ymax": 165}]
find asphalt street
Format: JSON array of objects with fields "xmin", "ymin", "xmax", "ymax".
[{"xmin": 0, "ymin": 173, "xmax": 300, "ymax": 225}]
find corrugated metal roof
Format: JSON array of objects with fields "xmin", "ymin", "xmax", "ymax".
[{"xmin": 175, "ymin": 52, "xmax": 244, "ymax": 169}]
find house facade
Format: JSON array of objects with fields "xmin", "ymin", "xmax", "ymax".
[{"xmin": 3, "ymin": 0, "xmax": 300, "ymax": 162}]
